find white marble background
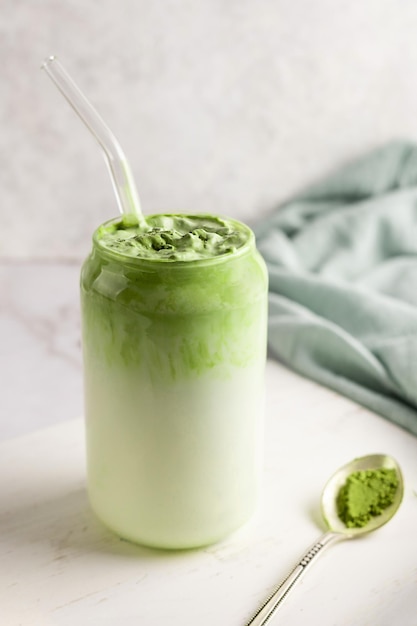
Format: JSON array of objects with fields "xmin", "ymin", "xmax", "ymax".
[
  {"xmin": 3, "ymin": 0, "xmax": 417, "ymax": 438},
  {"xmin": 0, "ymin": 261, "xmax": 82, "ymax": 438},
  {"xmin": 3, "ymin": 0, "xmax": 417, "ymax": 259}
]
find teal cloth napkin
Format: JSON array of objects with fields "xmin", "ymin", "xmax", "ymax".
[{"xmin": 255, "ymin": 142, "xmax": 417, "ymax": 436}]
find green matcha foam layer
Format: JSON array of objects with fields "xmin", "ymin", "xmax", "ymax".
[{"xmin": 96, "ymin": 214, "xmax": 250, "ymax": 261}]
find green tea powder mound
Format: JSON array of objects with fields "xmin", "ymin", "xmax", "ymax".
[{"xmin": 337, "ymin": 468, "xmax": 399, "ymax": 528}]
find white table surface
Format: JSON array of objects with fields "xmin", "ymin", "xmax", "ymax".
[{"xmin": 1, "ymin": 359, "xmax": 417, "ymax": 626}]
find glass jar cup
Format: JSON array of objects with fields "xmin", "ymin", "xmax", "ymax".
[{"xmin": 81, "ymin": 215, "xmax": 268, "ymax": 549}]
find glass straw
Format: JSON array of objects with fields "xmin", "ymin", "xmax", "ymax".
[{"xmin": 41, "ymin": 56, "xmax": 145, "ymax": 225}]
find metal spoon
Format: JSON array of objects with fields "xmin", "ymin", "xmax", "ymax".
[{"xmin": 246, "ymin": 454, "xmax": 404, "ymax": 626}]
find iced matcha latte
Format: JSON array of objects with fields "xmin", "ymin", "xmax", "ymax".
[{"xmin": 81, "ymin": 213, "xmax": 268, "ymax": 549}]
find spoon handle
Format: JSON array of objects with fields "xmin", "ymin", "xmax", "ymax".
[{"xmin": 245, "ymin": 532, "xmax": 341, "ymax": 626}]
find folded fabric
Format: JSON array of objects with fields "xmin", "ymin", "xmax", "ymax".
[{"xmin": 255, "ymin": 142, "xmax": 417, "ymax": 436}]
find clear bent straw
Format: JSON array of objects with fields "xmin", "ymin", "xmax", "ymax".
[{"xmin": 41, "ymin": 56, "xmax": 145, "ymax": 225}]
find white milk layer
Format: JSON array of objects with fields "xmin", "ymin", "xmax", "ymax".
[{"xmin": 84, "ymin": 360, "xmax": 265, "ymax": 549}]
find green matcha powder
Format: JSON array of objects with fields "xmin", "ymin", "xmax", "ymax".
[{"xmin": 337, "ymin": 468, "xmax": 399, "ymax": 528}]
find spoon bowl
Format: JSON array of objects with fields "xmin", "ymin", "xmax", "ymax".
[{"xmin": 321, "ymin": 453, "xmax": 404, "ymax": 538}]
